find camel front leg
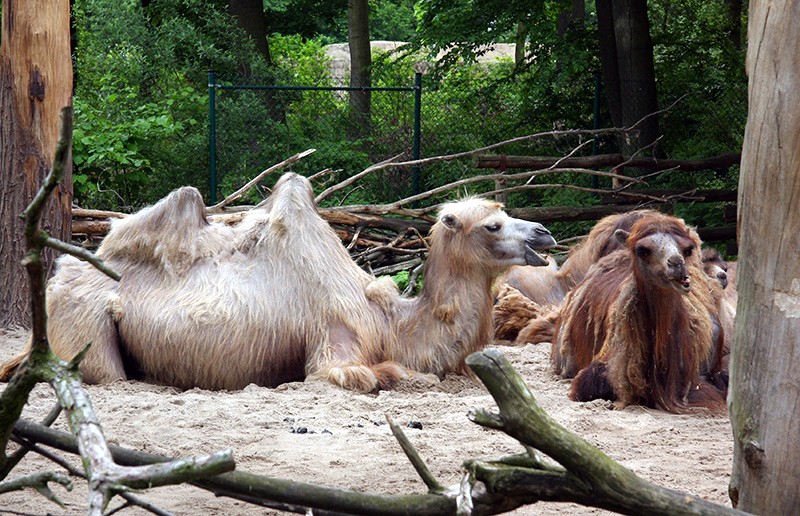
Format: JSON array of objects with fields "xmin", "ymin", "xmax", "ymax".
[{"xmin": 305, "ymin": 320, "xmax": 414, "ymax": 392}]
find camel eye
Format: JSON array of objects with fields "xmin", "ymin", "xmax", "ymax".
[
  {"xmin": 635, "ymin": 246, "xmax": 651, "ymax": 258},
  {"xmin": 485, "ymin": 223, "xmax": 502, "ymax": 233},
  {"xmin": 683, "ymin": 245, "xmax": 695, "ymax": 258}
]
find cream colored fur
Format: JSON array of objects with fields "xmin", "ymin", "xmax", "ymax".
[{"xmin": 1, "ymin": 173, "xmax": 553, "ymax": 392}]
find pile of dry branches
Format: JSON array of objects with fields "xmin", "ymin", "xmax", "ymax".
[{"xmin": 70, "ymin": 130, "xmax": 736, "ymax": 279}]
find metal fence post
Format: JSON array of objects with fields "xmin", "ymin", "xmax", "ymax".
[
  {"xmin": 592, "ymin": 72, "xmax": 601, "ymax": 190},
  {"xmin": 412, "ymin": 71, "xmax": 422, "ymax": 197},
  {"xmin": 208, "ymin": 70, "xmax": 217, "ymax": 204}
]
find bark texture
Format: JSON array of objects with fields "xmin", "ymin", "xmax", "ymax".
[
  {"xmin": 348, "ymin": 0, "xmax": 371, "ymax": 137},
  {"xmin": 0, "ymin": 0, "xmax": 73, "ymax": 328},
  {"xmin": 729, "ymin": 2, "xmax": 800, "ymax": 513},
  {"xmin": 596, "ymin": 0, "xmax": 661, "ymax": 157},
  {"xmin": 227, "ymin": 0, "xmax": 272, "ymax": 65}
]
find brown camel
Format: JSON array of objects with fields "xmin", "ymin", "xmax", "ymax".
[
  {"xmin": 494, "ymin": 210, "xmax": 736, "ymax": 349},
  {"xmin": 551, "ymin": 212, "xmax": 727, "ymax": 412}
]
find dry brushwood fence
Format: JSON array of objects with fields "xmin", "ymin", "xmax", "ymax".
[
  {"xmin": 71, "ymin": 141, "xmax": 739, "ymax": 285},
  {"xmin": 1, "ymin": 110, "xmax": 748, "ymax": 515}
]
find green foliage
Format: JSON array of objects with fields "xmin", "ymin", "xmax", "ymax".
[
  {"xmin": 264, "ymin": 0, "xmax": 416, "ymax": 43},
  {"xmin": 72, "ymin": 85, "xmax": 206, "ymax": 210},
  {"xmin": 71, "ymin": 0, "xmax": 268, "ymax": 209},
  {"xmin": 68, "ymin": 0, "xmax": 746, "ymax": 255},
  {"xmin": 386, "ymin": 269, "xmax": 421, "ymax": 295},
  {"xmin": 649, "ymin": 0, "xmax": 747, "ymax": 160},
  {"xmin": 370, "ymin": 0, "xmax": 417, "ymax": 41},
  {"xmin": 265, "ymin": 0, "xmax": 345, "ymax": 42},
  {"xmin": 412, "ymin": 0, "xmax": 546, "ymax": 67}
]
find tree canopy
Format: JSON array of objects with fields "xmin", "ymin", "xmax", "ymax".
[{"xmin": 67, "ymin": 0, "xmax": 745, "ymax": 234}]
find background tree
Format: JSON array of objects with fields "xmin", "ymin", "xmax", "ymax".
[
  {"xmin": 724, "ymin": 0, "xmax": 743, "ymax": 50},
  {"xmin": 228, "ymin": 0, "xmax": 272, "ymax": 67},
  {"xmin": 728, "ymin": 0, "xmax": 800, "ymax": 512},
  {"xmin": 0, "ymin": 0, "xmax": 73, "ymax": 328},
  {"xmin": 348, "ymin": 0, "xmax": 371, "ymax": 138},
  {"xmin": 596, "ymin": 0, "xmax": 662, "ymax": 157}
]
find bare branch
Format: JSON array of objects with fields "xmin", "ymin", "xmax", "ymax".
[
  {"xmin": 12, "ymin": 435, "xmax": 174, "ymax": 516},
  {"xmin": 331, "ymin": 167, "xmax": 644, "ymax": 217},
  {"xmin": 526, "ymin": 139, "xmax": 595, "ymax": 184},
  {"xmin": 48, "ymin": 363, "xmax": 235, "ymax": 514},
  {"xmin": 307, "ymin": 168, "xmax": 340, "ymax": 183},
  {"xmin": 44, "ymin": 237, "xmax": 120, "ymax": 281},
  {"xmin": 464, "ymin": 349, "xmax": 746, "ymax": 515},
  {"xmin": 386, "ymin": 415, "xmax": 446, "ymax": 494},
  {"xmin": 209, "ymin": 148, "xmax": 316, "ymax": 211},
  {"xmin": 315, "ymin": 154, "xmax": 403, "ymax": 204},
  {"xmin": 0, "ymin": 472, "xmax": 72, "ymax": 507}
]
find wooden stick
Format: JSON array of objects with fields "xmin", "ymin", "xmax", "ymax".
[{"xmin": 208, "ymin": 148, "xmax": 316, "ymax": 211}]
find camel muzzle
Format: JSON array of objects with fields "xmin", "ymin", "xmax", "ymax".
[{"xmin": 524, "ymin": 224, "xmax": 557, "ymax": 267}]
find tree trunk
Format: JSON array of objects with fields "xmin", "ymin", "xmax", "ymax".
[
  {"xmin": 0, "ymin": 0, "xmax": 73, "ymax": 328},
  {"xmin": 729, "ymin": 2, "xmax": 800, "ymax": 513},
  {"xmin": 557, "ymin": 0, "xmax": 586, "ymax": 35},
  {"xmin": 514, "ymin": 21, "xmax": 527, "ymax": 68},
  {"xmin": 725, "ymin": 0, "xmax": 743, "ymax": 51},
  {"xmin": 348, "ymin": 0, "xmax": 371, "ymax": 139},
  {"xmin": 610, "ymin": 0, "xmax": 662, "ymax": 157},
  {"xmin": 227, "ymin": 0, "xmax": 272, "ymax": 66}
]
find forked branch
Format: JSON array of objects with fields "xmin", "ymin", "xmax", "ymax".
[
  {"xmin": 463, "ymin": 349, "xmax": 747, "ymax": 516},
  {"xmin": 0, "ymin": 106, "xmax": 236, "ymax": 515}
]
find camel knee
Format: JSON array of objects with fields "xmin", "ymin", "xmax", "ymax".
[
  {"xmin": 570, "ymin": 362, "xmax": 615, "ymax": 402},
  {"xmin": 308, "ymin": 365, "xmax": 380, "ymax": 392}
]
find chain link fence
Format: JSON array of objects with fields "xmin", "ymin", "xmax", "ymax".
[
  {"xmin": 208, "ymin": 71, "xmax": 421, "ymax": 205},
  {"xmin": 207, "ymin": 70, "xmax": 746, "ymax": 239}
]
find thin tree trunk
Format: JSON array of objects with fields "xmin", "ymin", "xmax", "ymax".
[
  {"xmin": 348, "ymin": 0, "xmax": 371, "ymax": 139},
  {"xmin": 0, "ymin": 0, "xmax": 73, "ymax": 328},
  {"xmin": 514, "ymin": 21, "xmax": 527, "ymax": 68},
  {"xmin": 557, "ymin": 0, "xmax": 585, "ymax": 34},
  {"xmin": 725, "ymin": 0, "xmax": 743, "ymax": 51},
  {"xmin": 728, "ymin": 2, "xmax": 800, "ymax": 513},
  {"xmin": 227, "ymin": 0, "xmax": 272, "ymax": 66},
  {"xmin": 596, "ymin": 0, "xmax": 622, "ymax": 128},
  {"xmin": 610, "ymin": 0, "xmax": 662, "ymax": 157}
]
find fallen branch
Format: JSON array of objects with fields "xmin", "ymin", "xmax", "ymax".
[
  {"xmin": 386, "ymin": 415, "xmax": 447, "ymax": 494},
  {"xmin": 477, "ymin": 153, "xmax": 740, "ymax": 173},
  {"xmin": 12, "ymin": 420, "xmax": 456, "ymax": 516},
  {"xmin": 11, "ymin": 435, "xmax": 173, "ymax": 516},
  {"xmin": 463, "ymin": 348, "xmax": 747, "ymax": 515},
  {"xmin": 0, "ymin": 471, "xmax": 72, "ymax": 507}
]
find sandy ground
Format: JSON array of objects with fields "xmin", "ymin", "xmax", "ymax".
[{"xmin": 0, "ymin": 327, "xmax": 735, "ymax": 515}]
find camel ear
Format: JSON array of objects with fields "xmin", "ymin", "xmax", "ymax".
[
  {"xmin": 614, "ymin": 229, "xmax": 630, "ymax": 244},
  {"xmin": 440, "ymin": 213, "xmax": 461, "ymax": 231}
]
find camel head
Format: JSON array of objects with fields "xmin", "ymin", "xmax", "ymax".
[
  {"xmin": 615, "ymin": 213, "xmax": 702, "ymax": 293},
  {"xmin": 432, "ymin": 198, "xmax": 557, "ymax": 272},
  {"xmin": 701, "ymin": 247, "xmax": 729, "ymax": 289}
]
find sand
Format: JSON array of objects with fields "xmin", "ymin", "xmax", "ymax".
[{"xmin": 0, "ymin": 327, "xmax": 735, "ymax": 515}]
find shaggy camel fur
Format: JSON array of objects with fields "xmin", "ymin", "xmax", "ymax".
[
  {"xmin": 700, "ymin": 247, "xmax": 737, "ymax": 373},
  {"xmin": 552, "ymin": 212, "xmax": 727, "ymax": 412},
  {"xmin": 1, "ymin": 173, "xmax": 556, "ymax": 392},
  {"xmin": 701, "ymin": 247, "xmax": 730, "ymax": 290},
  {"xmin": 492, "ymin": 283, "xmax": 559, "ymax": 344},
  {"xmin": 499, "ymin": 210, "xmax": 658, "ymax": 307},
  {"xmin": 494, "ymin": 210, "xmax": 735, "ymax": 348},
  {"xmin": 494, "ymin": 210, "xmax": 661, "ymax": 344}
]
